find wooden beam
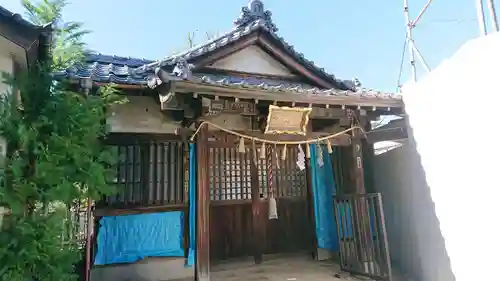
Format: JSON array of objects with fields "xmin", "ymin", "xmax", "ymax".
[
  {"xmin": 304, "ymin": 149, "xmax": 318, "ymax": 259},
  {"xmin": 310, "ymin": 107, "xmax": 348, "ymax": 119},
  {"xmin": 173, "ymin": 81, "xmax": 404, "ymax": 109},
  {"xmin": 94, "ymin": 204, "xmax": 187, "ymax": 217},
  {"xmin": 365, "ymin": 127, "xmax": 408, "ymax": 143},
  {"xmin": 196, "ymin": 125, "xmax": 210, "ymax": 281}
]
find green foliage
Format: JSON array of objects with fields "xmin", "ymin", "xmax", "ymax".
[
  {"xmin": 0, "ymin": 1, "xmax": 125, "ymax": 280},
  {"xmin": 22, "ymin": 0, "xmax": 90, "ymax": 71},
  {"xmin": 0, "ymin": 211, "xmax": 80, "ymax": 281}
]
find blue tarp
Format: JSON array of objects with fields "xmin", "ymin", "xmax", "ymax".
[
  {"xmin": 94, "ymin": 212, "xmax": 185, "ymax": 265},
  {"xmin": 310, "ymin": 144, "xmax": 339, "ymax": 251},
  {"xmin": 187, "ymin": 143, "xmax": 196, "ymax": 266},
  {"xmin": 336, "ymin": 202, "xmax": 354, "ymax": 239}
]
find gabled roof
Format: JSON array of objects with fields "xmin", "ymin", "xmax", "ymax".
[
  {"xmin": 136, "ymin": 2, "xmax": 347, "ymax": 89},
  {"xmin": 57, "ymin": 0, "xmax": 348, "ymax": 88},
  {"xmin": 55, "ymin": 0, "xmax": 403, "ymax": 107}
]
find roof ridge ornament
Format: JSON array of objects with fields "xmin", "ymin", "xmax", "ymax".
[{"xmin": 234, "ymin": 0, "xmax": 278, "ymax": 32}]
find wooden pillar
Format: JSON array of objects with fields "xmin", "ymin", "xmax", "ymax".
[
  {"xmin": 304, "ymin": 145, "xmax": 318, "ymax": 260},
  {"xmin": 250, "ymin": 145, "xmax": 264, "ymax": 264},
  {"xmin": 351, "ymin": 125, "xmax": 366, "ymax": 194},
  {"xmin": 350, "ymin": 116, "xmax": 373, "ymax": 265},
  {"xmin": 195, "ymin": 124, "xmax": 210, "ymax": 281}
]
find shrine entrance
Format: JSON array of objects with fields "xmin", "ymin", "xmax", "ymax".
[{"xmin": 207, "ymin": 131, "xmax": 313, "ymax": 262}]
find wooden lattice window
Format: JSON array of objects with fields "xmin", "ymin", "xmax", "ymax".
[
  {"xmin": 209, "ymin": 147, "xmax": 252, "ymax": 200},
  {"xmin": 208, "ymin": 144, "xmax": 306, "ymax": 201},
  {"xmin": 272, "ymin": 145, "xmax": 306, "ymax": 198},
  {"xmin": 104, "ymin": 140, "xmax": 187, "ymax": 207}
]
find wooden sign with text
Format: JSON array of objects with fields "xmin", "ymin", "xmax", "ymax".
[{"xmin": 206, "ymin": 100, "xmax": 256, "ymax": 116}]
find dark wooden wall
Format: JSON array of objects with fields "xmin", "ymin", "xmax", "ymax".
[{"xmin": 101, "ymin": 134, "xmax": 188, "ymax": 209}]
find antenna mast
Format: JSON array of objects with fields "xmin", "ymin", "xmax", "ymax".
[
  {"xmin": 403, "ymin": 0, "xmax": 432, "ymax": 83},
  {"xmin": 485, "ymin": 0, "xmax": 500, "ymax": 33}
]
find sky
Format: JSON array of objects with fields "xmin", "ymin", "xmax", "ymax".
[{"xmin": 3, "ymin": 0, "xmax": 481, "ymax": 91}]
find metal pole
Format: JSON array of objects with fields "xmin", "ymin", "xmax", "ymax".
[
  {"xmin": 476, "ymin": 0, "xmax": 488, "ymax": 35},
  {"xmin": 486, "ymin": 0, "xmax": 499, "ymax": 32},
  {"xmin": 412, "ymin": 0, "xmax": 434, "ymax": 28},
  {"xmin": 410, "ymin": 43, "xmax": 431, "ymax": 72},
  {"xmin": 404, "ymin": 0, "xmax": 417, "ymax": 82}
]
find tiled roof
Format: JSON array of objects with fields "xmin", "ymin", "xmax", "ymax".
[
  {"xmin": 57, "ymin": 53, "xmax": 402, "ymax": 102},
  {"xmin": 190, "ymin": 73, "xmax": 401, "ymax": 100},
  {"xmin": 137, "ymin": 0, "xmax": 344, "ymax": 88},
  {"xmin": 54, "ymin": 53, "xmax": 154, "ymax": 85},
  {"xmin": 58, "ymin": 0, "xmax": 349, "ymax": 87},
  {"xmin": 0, "ymin": 5, "xmax": 43, "ymax": 30},
  {"xmin": 55, "ymin": 0, "xmax": 402, "ymax": 102}
]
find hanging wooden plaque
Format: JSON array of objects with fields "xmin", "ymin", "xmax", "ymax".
[{"xmin": 264, "ymin": 105, "xmax": 312, "ymax": 135}]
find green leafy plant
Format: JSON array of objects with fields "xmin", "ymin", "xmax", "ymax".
[{"xmin": 0, "ymin": 1, "xmax": 125, "ymax": 280}]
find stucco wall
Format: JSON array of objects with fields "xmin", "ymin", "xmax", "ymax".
[
  {"xmin": 108, "ymin": 95, "xmax": 182, "ymax": 134},
  {"xmin": 0, "ymin": 55, "xmax": 14, "ymax": 97},
  {"xmin": 372, "ymin": 139, "xmax": 455, "ymax": 281},
  {"xmin": 208, "ymin": 45, "xmax": 293, "ymax": 76}
]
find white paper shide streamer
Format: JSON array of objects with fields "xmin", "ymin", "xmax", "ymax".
[
  {"xmin": 268, "ymin": 196, "xmax": 278, "ymax": 220},
  {"xmin": 316, "ymin": 144, "xmax": 324, "ymax": 167},
  {"xmin": 296, "ymin": 144, "xmax": 306, "ymax": 171}
]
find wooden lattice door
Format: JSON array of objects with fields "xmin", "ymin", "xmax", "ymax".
[{"xmin": 207, "ymin": 131, "xmax": 311, "ymax": 260}]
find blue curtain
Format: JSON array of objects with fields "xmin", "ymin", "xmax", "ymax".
[
  {"xmin": 310, "ymin": 144, "xmax": 339, "ymax": 251},
  {"xmin": 94, "ymin": 212, "xmax": 185, "ymax": 265},
  {"xmin": 186, "ymin": 143, "xmax": 196, "ymax": 266}
]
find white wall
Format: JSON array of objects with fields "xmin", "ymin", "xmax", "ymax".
[
  {"xmin": 0, "ymin": 55, "xmax": 14, "ymax": 97},
  {"xmin": 208, "ymin": 45, "xmax": 294, "ymax": 76},
  {"xmin": 0, "ymin": 34, "xmax": 27, "ymax": 97},
  {"xmin": 373, "ymin": 141, "xmax": 455, "ymax": 281}
]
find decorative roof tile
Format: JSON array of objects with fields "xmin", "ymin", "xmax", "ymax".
[{"xmin": 189, "ymin": 73, "xmax": 402, "ymax": 100}]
